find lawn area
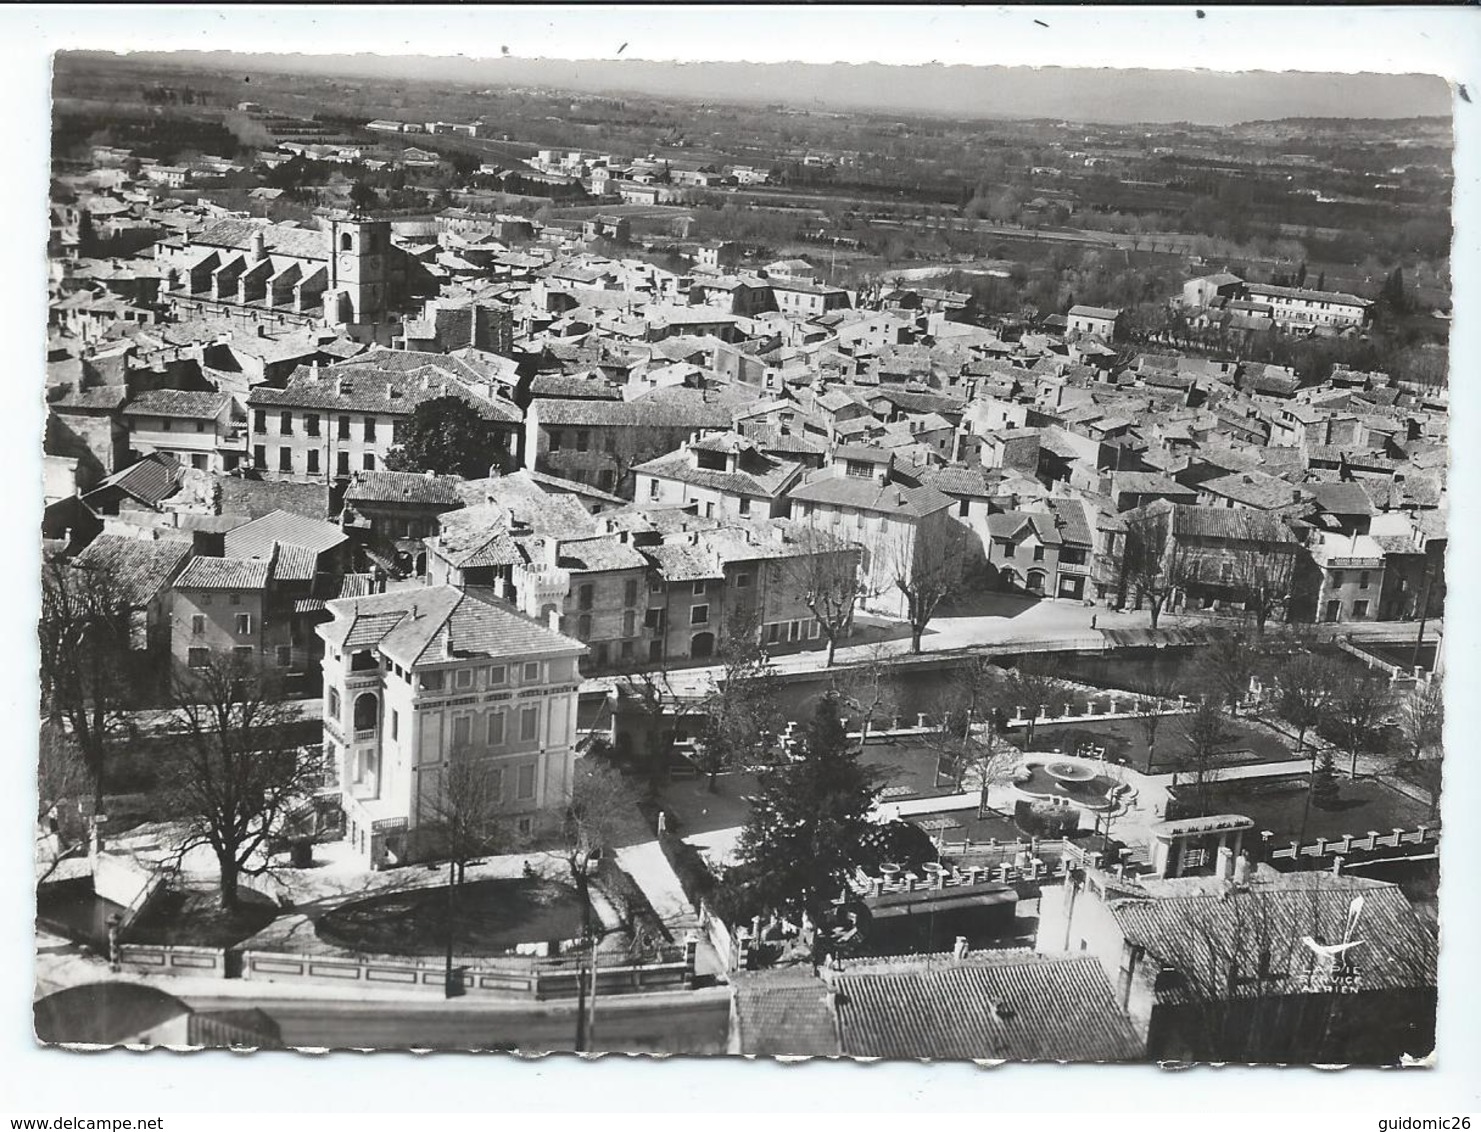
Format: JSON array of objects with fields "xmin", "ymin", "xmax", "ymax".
[
  {"xmin": 127, "ymin": 884, "xmax": 280, "ymax": 948},
  {"xmin": 658, "ymin": 772, "xmax": 760, "ymax": 838},
  {"xmin": 1168, "ymin": 774, "xmax": 1435, "ymax": 845},
  {"xmin": 314, "ymin": 877, "xmax": 588, "ymax": 958},
  {"xmin": 902, "ymin": 807, "xmax": 1023, "ymax": 846},
  {"xmin": 1026, "ymin": 715, "xmax": 1292, "ymax": 774},
  {"xmin": 858, "ymin": 737, "xmax": 970, "ymax": 800},
  {"xmin": 658, "ymin": 738, "xmax": 969, "ymax": 838}
]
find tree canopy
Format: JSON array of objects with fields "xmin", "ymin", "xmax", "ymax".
[
  {"xmin": 384, "ymin": 395, "xmax": 508, "ymax": 479},
  {"xmin": 733, "ymin": 693, "xmax": 880, "ymax": 935}
]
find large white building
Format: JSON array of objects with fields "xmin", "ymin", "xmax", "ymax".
[
  {"xmin": 318, "ymin": 585, "xmax": 587, "ymax": 867},
  {"xmin": 1240, "ymin": 283, "xmax": 1371, "ymax": 332},
  {"xmin": 245, "ymin": 352, "xmax": 521, "ymax": 482}
]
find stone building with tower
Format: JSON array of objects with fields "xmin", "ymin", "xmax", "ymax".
[{"xmin": 155, "ymin": 212, "xmax": 415, "ymax": 343}]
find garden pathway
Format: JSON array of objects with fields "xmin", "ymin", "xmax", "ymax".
[{"xmin": 613, "ymin": 841, "xmax": 700, "ymax": 938}]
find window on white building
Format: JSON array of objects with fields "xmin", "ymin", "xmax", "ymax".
[
  {"xmin": 520, "ymin": 706, "xmax": 539, "ymax": 742},
  {"xmin": 452, "ymin": 715, "xmax": 472, "ymax": 749},
  {"xmin": 523, "ymin": 661, "xmax": 540, "ymax": 682},
  {"xmin": 487, "ymin": 712, "xmax": 505, "ymax": 746},
  {"xmin": 517, "ymin": 763, "xmax": 536, "ymax": 801}
]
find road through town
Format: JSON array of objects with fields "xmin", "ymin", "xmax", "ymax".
[{"xmin": 182, "ymin": 991, "xmax": 731, "ymax": 1054}]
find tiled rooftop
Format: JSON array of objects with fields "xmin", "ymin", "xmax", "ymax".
[{"xmin": 174, "ymin": 555, "xmax": 271, "ymax": 591}]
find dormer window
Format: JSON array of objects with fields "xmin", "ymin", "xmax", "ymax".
[{"xmin": 695, "ymin": 448, "xmax": 727, "ymax": 471}]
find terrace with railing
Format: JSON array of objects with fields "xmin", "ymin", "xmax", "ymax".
[{"xmin": 849, "ymin": 839, "xmax": 1127, "ymax": 895}]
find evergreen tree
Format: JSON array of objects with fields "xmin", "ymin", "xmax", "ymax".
[
  {"xmin": 1310, "ymin": 749, "xmax": 1341, "ymax": 810},
  {"xmin": 349, "ymin": 178, "xmax": 379, "ymax": 212},
  {"xmin": 734, "ymin": 694, "xmax": 880, "ymax": 934},
  {"xmin": 1316, "ymin": 271, "xmax": 1325, "ymax": 291},
  {"xmin": 383, "ymin": 396, "xmax": 508, "ymax": 479},
  {"xmin": 1380, "ymin": 267, "xmax": 1408, "ymax": 317}
]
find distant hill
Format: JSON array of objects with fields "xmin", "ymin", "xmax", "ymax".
[{"xmin": 63, "ymin": 51, "xmax": 1453, "ymax": 127}]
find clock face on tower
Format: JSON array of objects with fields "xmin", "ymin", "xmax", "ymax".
[{"xmin": 338, "ymin": 253, "xmax": 355, "ymax": 272}]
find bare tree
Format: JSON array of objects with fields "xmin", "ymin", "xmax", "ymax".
[
  {"xmin": 827, "ymin": 642, "xmax": 901, "ymax": 743},
  {"xmin": 1175, "ymin": 694, "xmax": 1233, "ymax": 817},
  {"xmin": 423, "ymin": 744, "xmax": 510, "ymax": 997},
  {"xmin": 1272, "ymin": 652, "xmax": 1345, "ymax": 759},
  {"xmin": 1002, "ymin": 654, "xmax": 1065, "ymax": 747},
  {"xmin": 1329, "ymin": 673, "xmax": 1392, "ymax": 780},
  {"xmin": 1228, "ymin": 544, "xmax": 1296, "ymax": 636},
  {"xmin": 1396, "ymin": 681, "xmax": 1444, "ymax": 763},
  {"xmin": 426, "ymin": 745, "xmax": 508, "ymax": 885},
  {"xmin": 1192, "ymin": 634, "xmax": 1268, "ymax": 717},
  {"xmin": 1132, "ymin": 673, "xmax": 1181, "ymax": 773},
  {"xmin": 605, "ymin": 425, "xmax": 692, "ymax": 498},
  {"xmin": 1113, "ymin": 507, "xmax": 1196, "ymax": 630},
  {"xmin": 541, "ymin": 754, "xmax": 642, "ymax": 1052},
  {"xmin": 785, "ymin": 524, "xmax": 862, "ymax": 667},
  {"xmin": 615, "ymin": 656, "xmax": 698, "ymax": 787},
  {"xmin": 166, "ymin": 656, "xmax": 318, "ymax": 911},
  {"xmin": 919, "ymin": 680, "xmax": 1019, "ymax": 816},
  {"xmin": 694, "ymin": 606, "xmax": 783, "ymax": 791},
  {"xmin": 36, "ymin": 724, "xmax": 90, "ymax": 884},
  {"xmin": 888, "ymin": 520, "xmax": 968, "ymax": 654},
  {"xmin": 38, "ymin": 558, "xmax": 138, "ymax": 819}
]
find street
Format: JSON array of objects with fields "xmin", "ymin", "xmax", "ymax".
[{"xmin": 182, "ymin": 991, "xmax": 732, "ymax": 1054}]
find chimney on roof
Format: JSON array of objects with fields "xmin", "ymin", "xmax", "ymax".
[
  {"xmin": 443, "ymin": 626, "xmax": 455, "ymax": 659},
  {"xmin": 424, "ymin": 469, "xmax": 435, "ymax": 479},
  {"xmin": 1233, "ymin": 852, "xmax": 1252, "ymax": 886}
]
